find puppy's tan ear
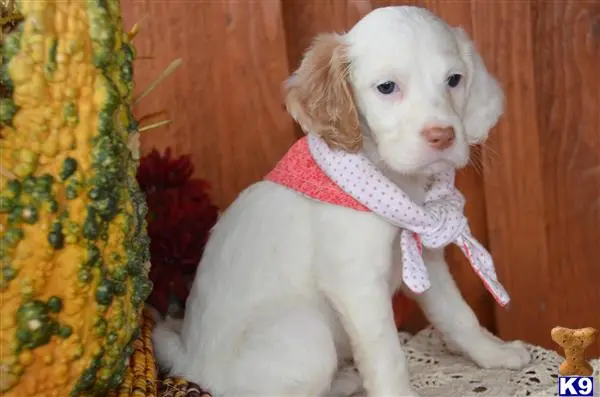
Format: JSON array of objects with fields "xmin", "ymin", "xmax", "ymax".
[{"xmin": 284, "ymin": 33, "xmax": 361, "ymax": 152}]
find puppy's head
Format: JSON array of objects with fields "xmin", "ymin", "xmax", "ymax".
[{"xmin": 284, "ymin": 6, "xmax": 504, "ymax": 175}]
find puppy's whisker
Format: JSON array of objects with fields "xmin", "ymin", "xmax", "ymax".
[
  {"xmin": 477, "ymin": 143, "xmax": 501, "ymax": 171},
  {"xmin": 479, "ymin": 149, "xmax": 502, "ymax": 177},
  {"xmin": 481, "ymin": 144, "xmax": 501, "ymax": 162},
  {"xmin": 468, "ymin": 155, "xmax": 484, "ymax": 176}
]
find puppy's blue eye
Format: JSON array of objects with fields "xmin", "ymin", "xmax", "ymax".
[
  {"xmin": 376, "ymin": 81, "xmax": 396, "ymax": 94},
  {"xmin": 447, "ymin": 74, "xmax": 462, "ymax": 88}
]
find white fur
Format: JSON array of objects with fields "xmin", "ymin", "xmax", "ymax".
[{"xmin": 153, "ymin": 6, "xmax": 529, "ymax": 397}]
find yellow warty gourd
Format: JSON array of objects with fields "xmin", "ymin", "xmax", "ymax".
[{"xmin": 0, "ymin": 0, "xmax": 152, "ymax": 396}]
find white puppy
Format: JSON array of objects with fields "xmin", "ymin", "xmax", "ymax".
[{"xmin": 153, "ymin": 6, "xmax": 530, "ymax": 397}]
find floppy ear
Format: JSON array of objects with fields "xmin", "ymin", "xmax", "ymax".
[
  {"xmin": 454, "ymin": 27, "xmax": 505, "ymax": 144},
  {"xmin": 284, "ymin": 33, "xmax": 362, "ymax": 152}
]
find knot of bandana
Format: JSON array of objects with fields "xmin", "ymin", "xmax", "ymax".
[{"xmin": 307, "ymin": 133, "xmax": 510, "ymax": 306}]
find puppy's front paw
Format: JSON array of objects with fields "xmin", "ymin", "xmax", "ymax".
[
  {"xmin": 470, "ymin": 340, "xmax": 531, "ymax": 370},
  {"xmin": 442, "ymin": 337, "xmax": 462, "ymax": 355}
]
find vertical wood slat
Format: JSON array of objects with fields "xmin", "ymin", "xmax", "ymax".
[
  {"xmin": 121, "ymin": 0, "xmax": 296, "ymax": 209},
  {"xmin": 282, "ymin": 0, "xmax": 368, "ymax": 69},
  {"xmin": 413, "ymin": 0, "xmax": 497, "ymax": 333},
  {"xmin": 473, "ymin": 0, "xmax": 600, "ymax": 355},
  {"xmin": 281, "ymin": 0, "xmax": 494, "ymax": 332}
]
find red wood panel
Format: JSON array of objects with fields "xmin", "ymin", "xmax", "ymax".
[
  {"xmin": 121, "ymin": 0, "xmax": 297, "ymax": 209},
  {"xmin": 415, "ymin": 0, "xmax": 497, "ymax": 333},
  {"xmin": 473, "ymin": 0, "xmax": 600, "ymax": 355}
]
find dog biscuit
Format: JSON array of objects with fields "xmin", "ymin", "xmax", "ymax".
[{"xmin": 551, "ymin": 326, "xmax": 598, "ymax": 376}]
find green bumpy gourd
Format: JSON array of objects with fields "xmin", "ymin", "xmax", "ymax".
[{"xmin": 0, "ymin": 0, "xmax": 152, "ymax": 396}]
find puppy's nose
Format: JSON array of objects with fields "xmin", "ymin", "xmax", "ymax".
[{"xmin": 421, "ymin": 126, "xmax": 455, "ymax": 150}]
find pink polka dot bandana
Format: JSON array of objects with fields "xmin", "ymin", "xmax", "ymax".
[
  {"xmin": 265, "ymin": 135, "xmax": 510, "ymax": 307},
  {"xmin": 306, "ymin": 134, "xmax": 510, "ymax": 306},
  {"xmin": 265, "ymin": 138, "xmax": 370, "ymax": 212}
]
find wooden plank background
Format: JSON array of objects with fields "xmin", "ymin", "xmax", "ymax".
[
  {"xmin": 122, "ymin": 0, "xmax": 600, "ymax": 355},
  {"xmin": 474, "ymin": 0, "xmax": 600, "ymax": 356},
  {"xmin": 122, "ymin": 0, "xmax": 296, "ymax": 209}
]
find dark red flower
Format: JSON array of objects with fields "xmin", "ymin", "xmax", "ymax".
[
  {"xmin": 137, "ymin": 148, "xmax": 195, "ymax": 191},
  {"xmin": 137, "ymin": 148, "xmax": 219, "ymax": 315}
]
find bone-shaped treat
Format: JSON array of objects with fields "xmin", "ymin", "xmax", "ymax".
[{"xmin": 551, "ymin": 326, "xmax": 599, "ymax": 376}]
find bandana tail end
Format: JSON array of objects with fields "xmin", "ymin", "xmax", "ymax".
[
  {"xmin": 400, "ymin": 231, "xmax": 431, "ymax": 295},
  {"xmin": 459, "ymin": 236, "xmax": 511, "ymax": 307}
]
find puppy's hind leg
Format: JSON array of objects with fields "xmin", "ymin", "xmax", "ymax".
[{"xmin": 225, "ymin": 305, "xmax": 338, "ymax": 397}]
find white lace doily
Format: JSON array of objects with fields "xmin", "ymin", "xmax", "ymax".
[{"xmin": 350, "ymin": 326, "xmax": 599, "ymax": 397}]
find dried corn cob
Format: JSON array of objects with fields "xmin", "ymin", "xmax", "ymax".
[{"xmin": 107, "ymin": 308, "xmax": 158, "ymax": 397}]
